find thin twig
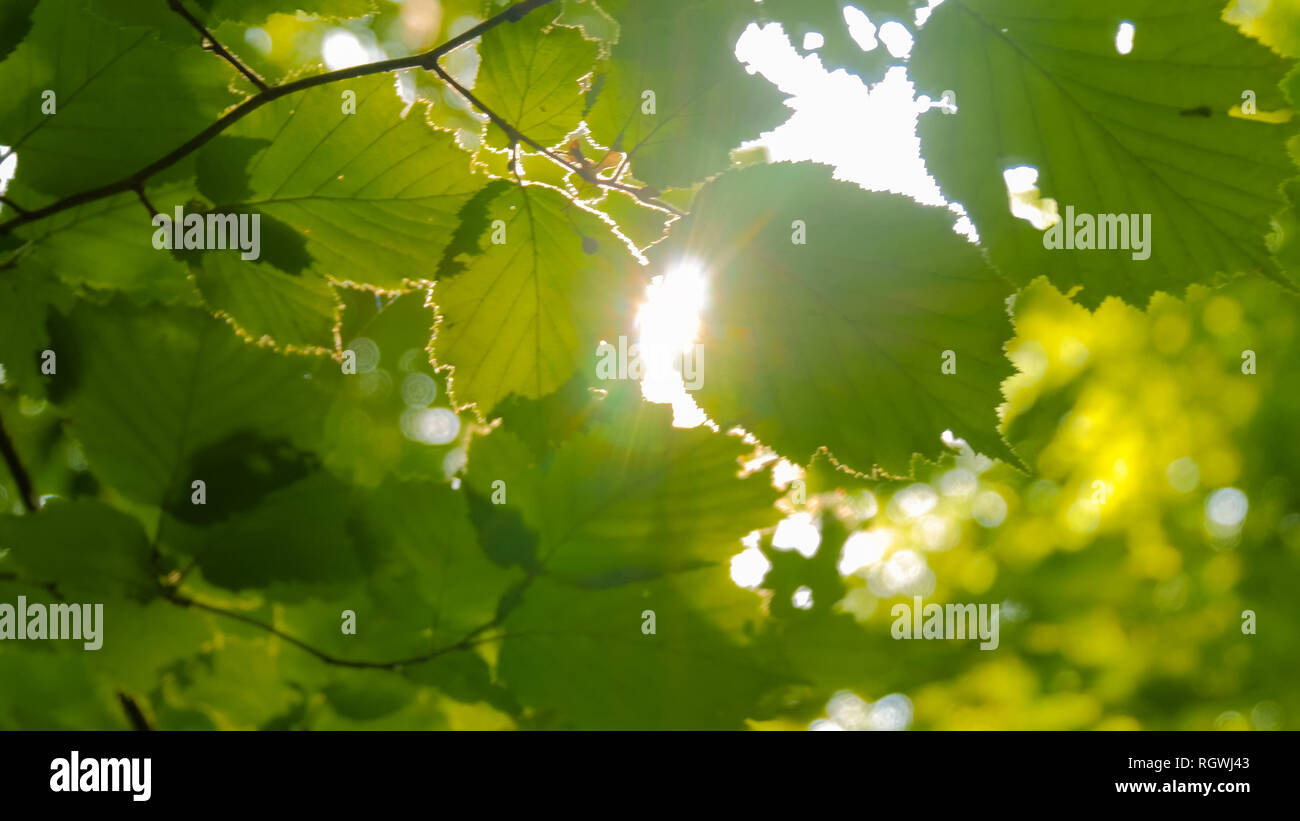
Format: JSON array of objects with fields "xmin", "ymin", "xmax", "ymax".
[
  {"xmin": 134, "ymin": 185, "xmax": 158, "ymax": 218},
  {"xmin": 0, "ymin": 196, "xmax": 28, "ymax": 216},
  {"xmin": 0, "ymin": 0, "xmax": 684, "ymax": 234},
  {"xmin": 167, "ymin": 0, "xmax": 268, "ymax": 91},
  {"xmin": 161, "ymin": 587, "xmax": 505, "ymax": 670},
  {"xmin": 0, "ymin": 0, "xmax": 562, "ymax": 235},
  {"xmin": 117, "ymin": 692, "xmax": 153, "ymax": 731},
  {"xmin": 0, "ymin": 409, "xmax": 38, "ymax": 512},
  {"xmin": 428, "ymin": 58, "xmax": 686, "ymax": 216}
]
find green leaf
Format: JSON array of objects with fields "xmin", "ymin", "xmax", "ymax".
[
  {"xmin": 49, "ymin": 301, "xmax": 325, "ymax": 507},
  {"xmin": 499, "ymin": 567, "xmax": 784, "ymax": 729},
  {"xmin": 653, "ymin": 162, "xmax": 1017, "ymax": 476},
  {"xmin": 162, "ymin": 635, "xmax": 302, "ymax": 729},
  {"xmin": 195, "ymin": 252, "xmax": 340, "ymax": 350},
  {"xmin": 553, "ymin": 0, "xmax": 619, "ymax": 45},
  {"xmin": 322, "ymin": 291, "xmax": 468, "ymax": 486},
  {"xmin": 216, "ymin": 75, "xmax": 484, "ymax": 289},
  {"xmin": 433, "ymin": 181, "xmax": 640, "ymax": 414},
  {"xmin": 594, "ymin": 188, "xmax": 672, "ymax": 252},
  {"xmin": 195, "ymin": 137, "xmax": 271, "ymax": 205},
  {"xmin": 909, "ymin": 0, "xmax": 1296, "ymax": 306},
  {"xmin": 195, "ymin": 0, "xmax": 378, "ymax": 25},
  {"xmin": 469, "ymin": 386, "xmax": 780, "ymax": 587},
  {"xmin": 476, "ymin": 9, "xmax": 598, "ymax": 150},
  {"xmin": 0, "ymin": 0, "xmax": 38, "ymax": 64},
  {"xmin": 0, "ymin": 0, "xmax": 238, "ymax": 197},
  {"xmin": 0, "ymin": 499, "xmax": 156, "ymax": 600},
  {"xmin": 87, "ymin": 597, "xmax": 217, "ymax": 693},
  {"xmin": 351, "ymin": 478, "xmax": 521, "ymax": 641},
  {"xmin": 9, "ymin": 184, "xmax": 200, "ymax": 303},
  {"xmin": 0, "ymin": 261, "xmax": 71, "ymax": 397},
  {"xmin": 179, "ymin": 472, "xmax": 360, "ymax": 590},
  {"xmin": 0, "ymin": 647, "xmax": 126, "ymax": 729},
  {"xmin": 322, "ymin": 668, "xmax": 417, "ymax": 721},
  {"xmin": 206, "ymin": 476, "xmax": 519, "ymax": 669},
  {"xmin": 585, "ymin": 0, "xmax": 789, "ymax": 188}
]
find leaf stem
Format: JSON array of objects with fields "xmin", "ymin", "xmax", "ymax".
[
  {"xmin": 167, "ymin": 0, "xmax": 269, "ymax": 91},
  {"xmin": 0, "ymin": 407, "xmax": 38, "ymax": 512}
]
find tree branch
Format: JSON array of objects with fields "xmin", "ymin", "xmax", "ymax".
[
  {"xmin": 161, "ymin": 587, "xmax": 505, "ymax": 671},
  {"xmin": 167, "ymin": 0, "xmax": 268, "ymax": 91},
  {"xmin": 0, "ymin": 196, "xmax": 28, "ymax": 216},
  {"xmin": 134, "ymin": 185, "xmax": 158, "ymax": 219},
  {"xmin": 0, "ymin": 407, "xmax": 38, "ymax": 512},
  {"xmin": 428, "ymin": 58, "xmax": 686, "ymax": 216},
  {"xmin": 0, "ymin": 0, "xmax": 563, "ymax": 235}
]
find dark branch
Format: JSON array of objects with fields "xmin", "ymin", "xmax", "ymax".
[
  {"xmin": 0, "ymin": 408, "xmax": 38, "ymax": 512},
  {"xmin": 428, "ymin": 59, "xmax": 687, "ymax": 217},
  {"xmin": 0, "ymin": 196, "xmax": 28, "ymax": 216},
  {"xmin": 134, "ymin": 185, "xmax": 158, "ymax": 219},
  {"xmin": 116, "ymin": 691, "xmax": 153, "ymax": 731},
  {"xmin": 161, "ymin": 587, "xmax": 504, "ymax": 671},
  {"xmin": 167, "ymin": 0, "xmax": 268, "ymax": 91},
  {"xmin": 0, "ymin": 0, "xmax": 562, "ymax": 235},
  {"xmin": 0, "ymin": 0, "xmax": 684, "ymax": 235}
]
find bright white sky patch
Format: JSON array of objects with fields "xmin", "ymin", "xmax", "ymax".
[
  {"xmin": 843, "ymin": 6, "xmax": 878, "ymax": 50},
  {"xmin": 1115, "ymin": 21, "xmax": 1135, "ymax": 55},
  {"xmin": 735, "ymin": 23, "xmax": 943, "ymax": 203},
  {"xmin": 730, "ymin": 544, "xmax": 772, "ymax": 588},
  {"xmin": 772, "ymin": 512, "xmax": 822, "ymax": 557},
  {"xmin": 877, "ymin": 21, "xmax": 913, "ymax": 58},
  {"xmin": 0, "ymin": 147, "xmax": 15, "ymax": 215}
]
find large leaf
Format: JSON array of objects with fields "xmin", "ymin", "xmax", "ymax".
[
  {"xmin": 0, "ymin": 499, "xmax": 155, "ymax": 600},
  {"xmin": 467, "ymin": 386, "xmax": 780, "ymax": 586},
  {"xmin": 653, "ymin": 162, "xmax": 1017, "ymax": 476},
  {"xmin": 214, "ymin": 75, "xmax": 484, "ymax": 289},
  {"xmin": 910, "ymin": 0, "xmax": 1296, "ymax": 306},
  {"xmin": 0, "ymin": 0, "xmax": 237, "ymax": 198},
  {"xmin": 476, "ymin": 8, "xmax": 598, "ymax": 150},
  {"xmin": 433, "ymin": 181, "xmax": 639, "ymax": 414},
  {"xmin": 0, "ymin": 261, "xmax": 70, "ymax": 396},
  {"xmin": 195, "ymin": 252, "xmax": 340, "ymax": 350},
  {"xmin": 498, "ymin": 568, "xmax": 784, "ymax": 729},
  {"xmin": 7, "ymin": 183, "xmax": 200, "ymax": 304},
  {"xmin": 321, "ymin": 290, "xmax": 468, "ymax": 486},
  {"xmin": 584, "ymin": 0, "xmax": 790, "ymax": 188},
  {"xmin": 49, "ymin": 301, "xmax": 325, "ymax": 507}
]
